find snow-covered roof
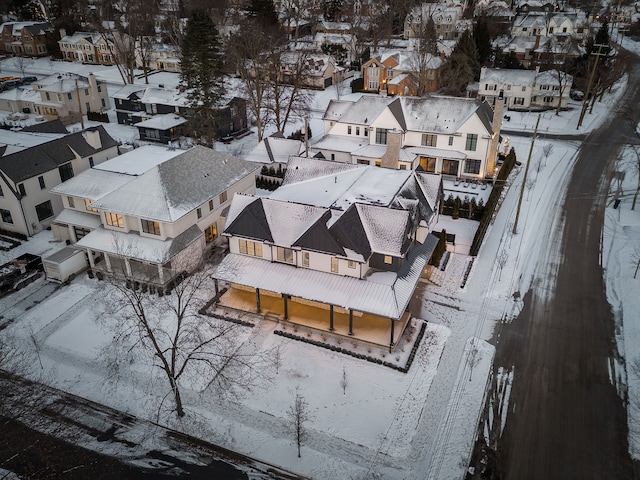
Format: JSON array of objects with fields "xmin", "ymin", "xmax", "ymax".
[
  {"xmin": 323, "ymin": 99, "xmax": 355, "ymax": 122},
  {"xmin": 337, "ymin": 96, "xmax": 396, "ymax": 125},
  {"xmin": 311, "ymin": 134, "xmax": 369, "ymax": 153},
  {"xmin": 112, "ymin": 84, "xmax": 146, "ymax": 99},
  {"xmin": 244, "ymin": 134, "xmax": 304, "ymax": 164},
  {"xmin": 399, "ymin": 96, "xmax": 493, "ymax": 135},
  {"xmin": 480, "ymin": 67, "xmax": 537, "ymax": 85},
  {"xmin": 53, "ymin": 209, "xmax": 102, "ymax": 229},
  {"xmin": 135, "ymin": 113, "xmax": 186, "ymax": 130},
  {"xmin": 213, "ymin": 235, "xmax": 437, "ymax": 319},
  {"xmin": 33, "ymin": 73, "xmax": 91, "ymax": 93},
  {"xmin": 406, "ymin": 146, "xmax": 467, "ymax": 160},
  {"xmin": 76, "ymin": 224, "xmax": 203, "ymax": 264},
  {"xmin": 90, "ymin": 146, "xmax": 259, "ymax": 223},
  {"xmin": 140, "ymin": 87, "xmax": 188, "ymax": 108}
]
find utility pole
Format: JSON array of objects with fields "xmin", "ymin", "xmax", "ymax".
[
  {"xmin": 513, "ymin": 114, "xmax": 540, "ymax": 235},
  {"xmin": 576, "ymin": 43, "xmax": 608, "ymax": 129}
]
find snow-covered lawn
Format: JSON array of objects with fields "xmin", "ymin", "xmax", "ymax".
[{"xmin": 1, "ymin": 40, "xmax": 640, "ymax": 478}]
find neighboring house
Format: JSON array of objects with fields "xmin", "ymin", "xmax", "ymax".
[
  {"xmin": 362, "ymin": 50, "xmax": 442, "ymax": 95},
  {"xmin": 58, "ymin": 29, "xmax": 131, "ymax": 65},
  {"xmin": 113, "ymin": 84, "xmax": 187, "ymax": 125},
  {"xmin": 133, "ymin": 39, "xmax": 181, "ymax": 73},
  {"xmin": 279, "ymin": 52, "xmax": 339, "ymax": 90},
  {"xmin": 136, "ymin": 114, "xmax": 186, "ymax": 144},
  {"xmin": 404, "ymin": 1, "xmax": 471, "ymax": 41},
  {"xmin": 113, "ymin": 85, "xmax": 248, "ymax": 140},
  {"xmin": 313, "ymin": 94, "xmax": 502, "ymax": 179},
  {"xmin": 29, "ymin": 72, "xmax": 110, "ymax": 122},
  {"xmin": 49, "ymin": 145, "xmax": 260, "ymax": 289},
  {"xmin": 511, "ymin": 11, "xmax": 590, "ymax": 39},
  {"xmin": 0, "ymin": 126, "xmax": 118, "ymax": 237},
  {"xmin": 478, "ymin": 66, "xmax": 572, "ymax": 110},
  {"xmin": 212, "ymin": 156, "xmax": 443, "ymax": 350},
  {"xmin": 0, "ymin": 21, "xmax": 49, "ymax": 56}
]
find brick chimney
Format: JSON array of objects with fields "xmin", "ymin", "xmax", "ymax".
[
  {"xmin": 381, "ymin": 130, "xmax": 403, "ymax": 169},
  {"xmin": 486, "ymin": 99, "xmax": 504, "ymax": 177}
]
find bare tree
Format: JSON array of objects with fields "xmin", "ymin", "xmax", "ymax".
[
  {"xmin": 542, "ymin": 143, "xmax": 554, "ymax": 167},
  {"xmin": 497, "ymin": 249, "xmax": 509, "ymax": 281},
  {"xmin": 340, "ymin": 366, "xmax": 348, "ymax": 394},
  {"xmin": 101, "ymin": 248, "xmax": 277, "ymax": 418},
  {"xmin": 12, "ymin": 56, "xmax": 34, "ymax": 78},
  {"xmin": 526, "ymin": 176, "xmax": 536, "ymax": 200},
  {"xmin": 621, "ymin": 105, "xmax": 640, "ymax": 210},
  {"xmin": 287, "ymin": 386, "xmax": 312, "ymax": 457},
  {"xmin": 269, "ymin": 50, "xmax": 312, "ymax": 133}
]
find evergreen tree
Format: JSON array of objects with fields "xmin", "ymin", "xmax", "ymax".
[
  {"xmin": 180, "ymin": 8, "xmax": 225, "ymax": 144},
  {"xmin": 473, "ymin": 17, "xmax": 492, "ymax": 65},
  {"xmin": 439, "ymin": 30, "xmax": 479, "ymax": 95},
  {"xmin": 247, "ymin": 0, "xmax": 279, "ymax": 26}
]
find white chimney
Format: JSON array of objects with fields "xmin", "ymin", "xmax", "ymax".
[{"xmin": 381, "ymin": 130, "xmax": 403, "ymax": 169}]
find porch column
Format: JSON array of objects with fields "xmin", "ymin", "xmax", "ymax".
[
  {"xmin": 283, "ymin": 294, "xmax": 289, "ymax": 320},
  {"xmin": 104, "ymin": 253, "xmax": 112, "ymax": 273},
  {"xmin": 389, "ymin": 319, "xmax": 395, "ymax": 353},
  {"xmin": 329, "ymin": 305, "xmax": 334, "ymax": 331},
  {"xmin": 87, "ymin": 249, "xmax": 95, "ymax": 268},
  {"xmin": 348, "ymin": 309, "xmax": 353, "ymax": 336},
  {"xmin": 256, "ymin": 288, "xmax": 261, "ymax": 313},
  {"xmin": 157, "ymin": 264, "xmax": 164, "ymax": 284},
  {"xmin": 124, "ymin": 258, "xmax": 132, "ymax": 277}
]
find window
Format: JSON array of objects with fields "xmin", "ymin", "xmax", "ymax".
[
  {"xmin": 196, "ymin": 208, "xmax": 202, "ymax": 219},
  {"xmin": 522, "ymin": 86, "xmax": 526, "ymax": 92},
  {"xmin": 219, "ymin": 191, "xmax": 227, "ymax": 203},
  {"xmin": 302, "ymin": 251, "xmax": 309, "ymax": 267},
  {"xmin": 141, "ymin": 219, "xmax": 161, "ymax": 235},
  {"xmin": 331, "ymin": 257, "xmax": 339, "ymax": 273},
  {"xmin": 513, "ymin": 97, "xmax": 525, "ymax": 106},
  {"xmin": 18, "ymin": 183, "xmax": 26, "ymax": 196},
  {"xmin": 448, "ymin": 136, "xmax": 454, "ymax": 146},
  {"xmin": 356, "ymin": 127, "xmax": 360, "ymax": 135},
  {"xmin": 101, "ymin": 98, "xmax": 106, "ymax": 108},
  {"xmin": 0, "ymin": 184, "xmax": 3, "ymax": 196},
  {"xmin": 67, "ymin": 196, "xmax": 75, "ymax": 208},
  {"xmin": 421, "ymin": 134, "xmax": 437, "ymax": 147},
  {"xmin": 84, "ymin": 88, "xmax": 89, "ymax": 95},
  {"xmin": 205, "ymin": 223, "xmax": 217, "ymax": 243},
  {"xmin": 35, "ymin": 200, "xmax": 54, "ymax": 221},
  {"xmin": 88, "ymin": 156, "xmax": 94, "ymax": 167},
  {"xmin": 544, "ymin": 96, "xmax": 554, "ymax": 103},
  {"xmin": 276, "ymin": 246, "xmax": 294, "ymax": 264},
  {"xmin": 348, "ymin": 260, "xmax": 356, "ymax": 269},
  {"xmin": 465, "ymin": 134, "xmax": 478, "ymax": 151},
  {"xmin": 375, "ymin": 128, "xmax": 388, "ymax": 145},
  {"xmin": 383, "ymin": 255, "xmax": 393, "ymax": 265},
  {"xmin": 442, "ymin": 159, "xmax": 459, "ymax": 175},
  {"xmin": 97, "ymin": 85, "xmax": 102, "ymax": 92},
  {"xmin": 105, "ymin": 212, "xmax": 124, "ymax": 228},
  {"xmin": 0, "ymin": 208, "xmax": 13, "ymax": 224},
  {"xmin": 348, "ymin": 125, "xmax": 352, "ymax": 135},
  {"xmin": 549, "ymin": 27, "xmax": 554, "ymax": 33},
  {"xmin": 209, "ymin": 199, "xmax": 214, "ymax": 210},
  {"xmin": 45, "ymin": 92, "xmax": 50, "ymax": 100},
  {"xmin": 464, "ymin": 159, "xmax": 482, "ymax": 174},
  {"xmin": 239, "ymin": 239, "xmax": 262, "ymax": 257},
  {"xmin": 67, "ymin": 92, "xmax": 72, "ymax": 100},
  {"xmin": 84, "ymin": 198, "xmax": 99, "ymax": 212},
  {"xmin": 507, "ymin": 84, "xmax": 511, "ymax": 90},
  {"xmin": 357, "ymin": 159, "xmax": 369, "ymax": 165},
  {"xmin": 74, "ymin": 226, "xmax": 90, "ymax": 240},
  {"xmin": 59, "ymin": 162, "xmax": 74, "ymax": 182},
  {"xmin": 420, "ymin": 156, "xmax": 437, "ymax": 172},
  {"xmin": 38, "ymin": 176, "xmax": 46, "ymax": 189}
]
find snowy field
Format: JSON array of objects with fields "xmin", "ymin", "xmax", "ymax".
[{"xmin": 1, "ymin": 39, "xmax": 640, "ymax": 478}]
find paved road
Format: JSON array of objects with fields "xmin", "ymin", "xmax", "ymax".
[{"xmin": 491, "ymin": 63, "xmax": 640, "ymax": 478}]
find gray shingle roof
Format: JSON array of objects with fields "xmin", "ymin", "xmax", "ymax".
[{"xmin": 0, "ymin": 126, "xmax": 117, "ymax": 183}]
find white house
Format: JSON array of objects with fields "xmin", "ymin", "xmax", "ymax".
[
  {"xmin": 212, "ymin": 157, "xmax": 443, "ymax": 350},
  {"xmin": 478, "ymin": 66, "xmax": 572, "ymax": 110},
  {"xmin": 49, "ymin": 145, "xmax": 260, "ymax": 289},
  {"xmin": 0, "ymin": 126, "xmax": 118, "ymax": 237},
  {"xmin": 312, "ymin": 94, "xmax": 501, "ymax": 179}
]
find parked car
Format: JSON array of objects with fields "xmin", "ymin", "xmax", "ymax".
[
  {"xmin": 0, "ymin": 79, "xmax": 21, "ymax": 91},
  {"xmin": 20, "ymin": 76, "xmax": 37, "ymax": 84},
  {"xmin": 570, "ymin": 89, "xmax": 584, "ymax": 100}
]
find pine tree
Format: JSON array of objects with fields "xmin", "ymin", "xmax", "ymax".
[
  {"xmin": 247, "ymin": 0, "xmax": 279, "ymax": 26},
  {"xmin": 180, "ymin": 8, "xmax": 225, "ymax": 144},
  {"xmin": 473, "ymin": 17, "xmax": 492, "ymax": 65}
]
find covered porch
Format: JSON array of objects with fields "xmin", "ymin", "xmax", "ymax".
[{"xmin": 214, "ymin": 285, "xmax": 411, "ymax": 351}]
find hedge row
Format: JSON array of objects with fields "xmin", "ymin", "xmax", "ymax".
[{"xmin": 274, "ymin": 321, "xmax": 428, "ymax": 373}]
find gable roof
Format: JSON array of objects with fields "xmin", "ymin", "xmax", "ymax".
[
  {"xmin": 0, "ymin": 126, "xmax": 117, "ymax": 183},
  {"xmin": 244, "ymin": 134, "xmax": 304, "ymax": 164},
  {"xmin": 398, "ymin": 96, "xmax": 493, "ymax": 134}
]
